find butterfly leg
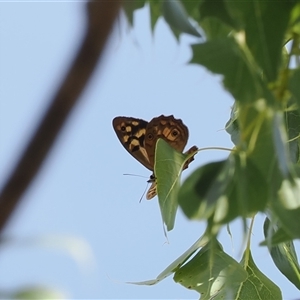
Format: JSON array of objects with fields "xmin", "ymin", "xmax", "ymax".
[{"xmin": 183, "ymin": 145, "xmax": 198, "ymax": 170}]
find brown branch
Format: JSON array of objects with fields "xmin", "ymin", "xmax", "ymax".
[{"xmin": 0, "ymin": 1, "xmax": 122, "ymax": 232}]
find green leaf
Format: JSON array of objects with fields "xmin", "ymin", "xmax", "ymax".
[
  {"xmin": 290, "ymin": 3, "xmax": 300, "ymax": 35},
  {"xmin": 173, "ymin": 241, "xmax": 248, "ymax": 298},
  {"xmin": 179, "ymin": 153, "xmax": 268, "ymax": 227},
  {"xmin": 200, "ymin": 17, "xmax": 233, "ymax": 40},
  {"xmin": 128, "ymin": 234, "xmax": 209, "ymax": 286},
  {"xmin": 285, "ymin": 103, "xmax": 300, "ymax": 164},
  {"xmin": 181, "ymin": 0, "xmax": 201, "ymax": 21},
  {"xmin": 149, "ymin": 0, "xmax": 161, "ymax": 31},
  {"xmin": 122, "ymin": 0, "xmax": 146, "ymax": 25},
  {"xmin": 155, "ymin": 138, "xmax": 197, "ymax": 231},
  {"xmin": 12, "ymin": 287, "xmax": 67, "ymax": 300},
  {"xmin": 225, "ymin": 103, "xmax": 240, "ymax": 145},
  {"xmin": 261, "ymin": 220, "xmax": 294, "ymax": 246},
  {"xmin": 225, "ymin": 1, "xmax": 296, "ymax": 82},
  {"xmin": 185, "ymin": 0, "xmax": 234, "ymax": 39},
  {"xmin": 289, "ymin": 69, "xmax": 300, "ymax": 109},
  {"xmin": 273, "ymin": 112, "xmax": 290, "ymax": 177},
  {"xmin": 210, "ymin": 154, "xmax": 267, "ymax": 224},
  {"xmin": 237, "ymin": 102, "xmax": 286, "ymax": 186},
  {"xmin": 162, "ymin": 0, "xmax": 201, "ymax": 38},
  {"xmin": 178, "ymin": 160, "xmax": 226, "ymax": 220},
  {"xmin": 172, "ymin": 243, "xmax": 281, "ymax": 299},
  {"xmin": 191, "ymin": 38, "xmax": 274, "ymax": 104},
  {"xmin": 200, "ymin": 0, "xmax": 237, "ymax": 30},
  {"xmin": 238, "ymin": 250, "xmax": 282, "ymax": 299},
  {"xmin": 263, "ymin": 217, "xmax": 300, "ymax": 290},
  {"xmin": 271, "ymin": 177, "xmax": 300, "ymax": 238}
]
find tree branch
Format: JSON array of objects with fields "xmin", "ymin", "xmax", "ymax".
[{"xmin": 0, "ymin": 1, "xmax": 122, "ymax": 232}]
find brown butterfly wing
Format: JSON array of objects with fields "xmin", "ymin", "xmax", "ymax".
[
  {"xmin": 146, "ymin": 181, "xmax": 157, "ymax": 200},
  {"xmin": 112, "ymin": 116, "xmax": 153, "ymax": 171},
  {"xmin": 144, "ymin": 115, "xmax": 189, "ymax": 167},
  {"xmin": 183, "ymin": 145, "xmax": 198, "ymax": 170}
]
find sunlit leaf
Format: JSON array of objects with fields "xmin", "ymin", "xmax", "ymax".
[
  {"xmin": 271, "ymin": 178, "xmax": 300, "ymax": 238},
  {"xmin": 263, "ymin": 217, "xmax": 300, "ymax": 289},
  {"xmin": 12, "ymin": 287, "xmax": 67, "ymax": 300},
  {"xmin": 238, "ymin": 102, "xmax": 282, "ymax": 183},
  {"xmin": 172, "ymin": 243, "xmax": 281, "ymax": 299},
  {"xmin": 273, "ymin": 112, "xmax": 290, "ymax": 177},
  {"xmin": 289, "ymin": 3, "xmax": 300, "ymax": 35},
  {"xmin": 225, "ymin": 1, "xmax": 296, "ymax": 82},
  {"xmin": 178, "ymin": 160, "xmax": 226, "ymax": 220},
  {"xmin": 191, "ymin": 38, "xmax": 273, "ymax": 104},
  {"xmin": 179, "ymin": 153, "xmax": 267, "ymax": 227},
  {"xmin": 289, "ymin": 69, "xmax": 300, "ymax": 110},
  {"xmin": 285, "ymin": 104, "xmax": 300, "ymax": 164},
  {"xmin": 261, "ymin": 219, "xmax": 294, "ymax": 246},
  {"xmin": 174, "ymin": 241, "xmax": 247, "ymax": 298},
  {"xmin": 238, "ymin": 250, "xmax": 282, "ymax": 299}
]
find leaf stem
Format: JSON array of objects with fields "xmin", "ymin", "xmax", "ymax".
[
  {"xmin": 243, "ymin": 216, "xmax": 256, "ymax": 265},
  {"xmin": 195, "ymin": 146, "xmax": 233, "ymax": 153}
]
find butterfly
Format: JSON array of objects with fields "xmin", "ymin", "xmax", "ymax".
[{"xmin": 112, "ymin": 115, "xmax": 197, "ymax": 199}]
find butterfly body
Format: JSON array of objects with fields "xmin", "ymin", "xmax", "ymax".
[{"xmin": 113, "ymin": 115, "xmax": 196, "ymax": 199}]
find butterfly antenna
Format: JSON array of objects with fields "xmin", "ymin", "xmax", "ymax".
[
  {"xmin": 139, "ymin": 181, "xmax": 150, "ymax": 203},
  {"xmin": 122, "ymin": 173, "xmax": 151, "ymax": 202},
  {"xmin": 123, "ymin": 173, "xmax": 149, "ymax": 179}
]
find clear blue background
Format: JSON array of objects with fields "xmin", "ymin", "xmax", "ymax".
[{"xmin": 0, "ymin": 2, "xmax": 299, "ymax": 299}]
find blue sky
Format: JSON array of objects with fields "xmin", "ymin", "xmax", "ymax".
[{"xmin": 0, "ymin": 2, "xmax": 299, "ymax": 299}]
